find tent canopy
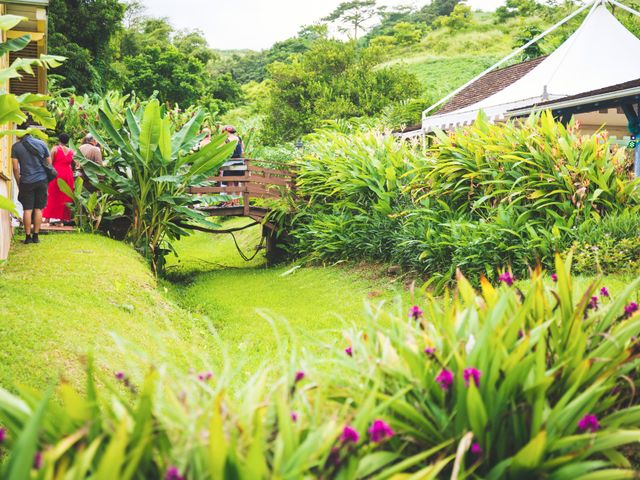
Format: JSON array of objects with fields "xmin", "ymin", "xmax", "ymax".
[{"xmin": 422, "ymin": 2, "xmax": 640, "ymax": 132}]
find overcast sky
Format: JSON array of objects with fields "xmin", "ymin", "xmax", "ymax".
[{"xmin": 140, "ymin": 0, "xmax": 507, "ymax": 51}]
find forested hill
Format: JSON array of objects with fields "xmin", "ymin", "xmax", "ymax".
[{"xmin": 47, "ymin": 0, "xmax": 640, "ymax": 144}]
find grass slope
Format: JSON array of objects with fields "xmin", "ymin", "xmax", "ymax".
[
  {"xmin": 0, "ymin": 234, "xmax": 213, "ymax": 390},
  {"xmin": 166, "ymin": 218, "xmax": 406, "ymax": 372}
]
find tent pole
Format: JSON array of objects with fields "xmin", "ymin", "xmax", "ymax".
[
  {"xmin": 609, "ymin": 0, "xmax": 640, "ymax": 17},
  {"xmin": 421, "ymin": 0, "xmax": 597, "ymax": 120}
]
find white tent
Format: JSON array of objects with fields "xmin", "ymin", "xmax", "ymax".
[{"xmin": 422, "ymin": 1, "xmax": 640, "ymax": 132}]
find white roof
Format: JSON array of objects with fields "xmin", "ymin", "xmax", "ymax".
[{"xmin": 423, "ymin": 5, "xmax": 640, "ymax": 132}]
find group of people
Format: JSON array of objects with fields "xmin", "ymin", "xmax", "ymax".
[
  {"xmin": 11, "ymin": 120, "xmax": 102, "ymax": 244},
  {"xmin": 11, "ymin": 122, "xmax": 242, "ymax": 245}
]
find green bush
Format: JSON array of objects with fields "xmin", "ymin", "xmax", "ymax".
[
  {"xmin": 324, "ymin": 256, "xmax": 640, "ymax": 478},
  {"xmin": 1, "ymin": 259, "xmax": 639, "ymax": 478},
  {"xmin": 286, "ymin": 113, "xmax": 639, "ymax": 282},
  {"xmin": 569, "ymin": 211, "xmax": 640, "ymax": 276}
]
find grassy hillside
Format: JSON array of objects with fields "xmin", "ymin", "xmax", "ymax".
[{"xmin": 0, "ymin": 234, "xmax": 213, "ymax": 390}]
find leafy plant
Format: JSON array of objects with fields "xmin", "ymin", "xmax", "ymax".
[
  {"xmin": 56, "ymin": 176, "xmax": 112, "ymax": 233},
  {"xmin": 81, "ymin": 98, "xmax": 235, "ymax": 273},
  {"xmin": 327, "ymin": 255, "xmax": 640, "ymax": 478}
]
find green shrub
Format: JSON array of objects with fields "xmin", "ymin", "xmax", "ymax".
[
  {"xmin": 286, "ymin": 113, "xmax": 639, "ymax": 282},
  {"xmin": 1, "ymin": 258, "xmax": 639, "ymax": 478},
  {"xmin": 324, "ymin": 256, "xmax": 640, "ymax": 478}
]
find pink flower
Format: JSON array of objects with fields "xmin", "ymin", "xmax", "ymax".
[
  {"xmin": 345, "ymin": 346, "xmax": 353, "ymax": 357},
  {"xmin": 463, "ymin": 368, "xmax": 481, "ymax": 388},
  {"xmin": 470, "ymin": 442, "xmax": 483, "ymax": 456},
  {"xmin": 165, "ymin": 466, "xmax": 184, "ymax": 480},
  {"xmin": 436, "ymin": 369, "xmax": 454, "ymax": 390},
  {"xmin": 588, "ymin": 296, "xmax": 599, "ymax": 310},
  {"xmin": 368, "ymin": 419, "xmax": 394, "ymax": 443},
  {"xmin": 291, "ymin": 411, "xmax": 298, "ymax": 422},
  {"xmin": 409, "ymin": 306, "xmax": 423, "ymax": 320},
  {"xmin": 0, "ymin": 427, "xmax": 5, "ymax": 443},
  {"xmin": 295, "ymin": 371, "xmax": 305, "ymax": 383},
  {"xmin": 577, "ymin": 414, "xmax": 600, "ymax": 433},
  {"xmin": 624, "ymin": 302, "xmax": 639, "ymax": 318},
  {"xmin": 600, "ymin": 287, "xmax": 610, "ymax": 298},
  {"xmin": 424, "ymin": 347, "xmax": 436, "ymax": 356},
  {"xmin": 340, "ymin": 425, "xmax": 360, "ymax": 444},
  {"xmin": 551, "ymin": 273, "xmax": 558, "ymax": 282},
  {"xmin": 115, "ymin": 371, "xmax": 125, "ymax": 381},
  {"xmin": 198, "ymin": 371, "xmax": 213, "ymax": 381},
  {"xmin": 498, "ymin": 271, "xmax": 514, "ymax": 287},
  {"xmin": 33, "ymin": 451, "xmax": 42, "ymax": 470}
]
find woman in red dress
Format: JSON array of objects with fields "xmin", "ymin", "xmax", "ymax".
[{"xmin": 43, "ymin": 133, "xmax": 75, "ymax": 223}]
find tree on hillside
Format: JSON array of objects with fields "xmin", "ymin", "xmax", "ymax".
[
  {"xmin": 122, "ymin": 45, "xmax": 205, "ymax": 106},
  {"xmin": 323, "ymin": 0, "xmax": 380, "ymax": 39},
  {"xmin": 434, "ymin": 3, "xmax": 474, "ymax": 30},
  {"xmin": 48, "ymin": 0, "xmax": 125, "ymax": 92},
  {"xmin": 514, "ymin": 25, "xmax": 545, "ymax": 60},
  {"xmin": 263, "ymin": 40, "xmax": 420, "ymax": 142}
]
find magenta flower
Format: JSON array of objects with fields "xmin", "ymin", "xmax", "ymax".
[
  {"xmin": 600, "ymin": 287, "xmax": 610, "ymax": 298},
  {"xmin": 291, "ymin": 411, "xmax": 298, "ymax": 422},
  {"xmin": 368, "ymin": 419, "xmax": 394, "ymax": 443},
  {"xmin": 463, "ymin": 368, "xmax": 482, "ymax": 388},
  {"xmin": 33, "ymin": 451, "xmax": 42, "ymax": 470},
  {"xmin": 498, "ymin": 271, "xmax": 514, "ymax": 287},
  {"xmin": 115, "ymin": 371, "xmax": 125, "ymax": 381},
  {"xmin": 165, "ymin": 466, "xmax": 184, "ymax": 480},
  {"xmin": 577, "ymin": 414, "xmax": 600, "ymax": 433},
  {"xmin": 198, "ymin": 371, "xmax": 213, "ymax": 381},
  {"xmin": 340, "ymin": 425, "xmax": 360, "ymax": 444},
  {"xmin": 624, "ymin": 302, "xmax": 639, "ymax": 318},
  {"xmin": 551, "ymin": 273, "xmax": 558, "ymax": 282},
  {"xmin": 345, "ymin": 346, "xmax": 353, "ymax": 357},
  {"xmin": 588, "ymin": 296, "xmax": 599, "ymax": 310},
  {"xmin": 294, "ymin": 371, "xmax": 305, "ymax": 383},
  {"xmin": 436, "ymin": 369, "xmax": 454, "ymax": 390},
  {"xmin": 470, "ymin": 442, "xmax": 483, "ymax": 456},
  {"xmin": 0, "ymin": 427, "xmax": 6, "ymax": 443},
  {"xmin": 424, "ymin": 347, "xmax": 436, "ymax": 356},
  {"xmin": 409, "ymin": 306, "xmax": 423, "ymax": 320}
]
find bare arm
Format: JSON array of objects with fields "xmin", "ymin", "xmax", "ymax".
[{"xmin": 12, "ymin": 158, "xmax": 20, "ymax": 185}]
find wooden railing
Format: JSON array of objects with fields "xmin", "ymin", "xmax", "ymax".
[{"xmin": 189, "ymin": 159, "xmax": 295, "ymax": 217}]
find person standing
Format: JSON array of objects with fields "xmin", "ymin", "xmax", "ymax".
[
  {"xmin": 43, "ymin": 133, "xmax": 75, "ymax": 223},
  {"xmin": 11, "ymin": 124, "xmax": 51, "ymax": 244},
  {"xmin": 78, "ymin": 133, "xmax": 103, "ymax": 165}
]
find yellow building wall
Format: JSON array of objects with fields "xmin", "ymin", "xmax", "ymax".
[{"xmin": 0, "ymin": 2, "xmax": 11, "ymax": 260}]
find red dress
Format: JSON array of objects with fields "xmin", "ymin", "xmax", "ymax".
[{"xmin": 43, "ymin": 146, "xmax": 74, "ymax": 222}]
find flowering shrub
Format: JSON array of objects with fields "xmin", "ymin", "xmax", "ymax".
[
  {"xmin": 326, "ymin": 255, "xmax": 640, "ymax": 478},
  {"xmin": 1, "ymin": 257, "xmax": 639, "ymax": 478}
]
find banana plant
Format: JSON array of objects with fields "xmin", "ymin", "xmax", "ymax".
[
  {"xmin": 80, "ymin": 99, "xmax": 235, "ymax": 273},
  {"xmin": 0, "ymin": 14, "xmax": 64, "ymax": 135}
]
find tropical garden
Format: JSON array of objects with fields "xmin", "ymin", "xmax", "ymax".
[{"xmin": 1, "ymin": 0, "xmax": 640, "ymax": 478}]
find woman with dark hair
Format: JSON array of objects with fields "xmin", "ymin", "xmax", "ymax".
[{"xmin": 43, "ymin": 133, "xmax": 75, "ymax": 223}]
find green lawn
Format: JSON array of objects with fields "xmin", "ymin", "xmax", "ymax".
[
  {"xmin": 0, "ymin": 234, "xmax": 214, "ymax": 390},
  {"xmin": 165, "ymin": 218, "xmax": 407, "ymax": 373}
]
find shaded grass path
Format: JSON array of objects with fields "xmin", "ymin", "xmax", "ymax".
[{"xmin": 165, "ymin": 218, "xmax": 406, "ymax": 371}]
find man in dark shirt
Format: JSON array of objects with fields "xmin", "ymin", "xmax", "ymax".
[{"xmin": 11, "ymin": 127, "xmax": 51, "ymax": 244}]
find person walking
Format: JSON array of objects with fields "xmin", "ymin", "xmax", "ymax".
[
  {"xmin": 11, "ymin": 123, "xmax": 51, "ymax": 244},
  {"xmin": 43, "ymin": 133, "xmax": 75, "ymax": 223}
]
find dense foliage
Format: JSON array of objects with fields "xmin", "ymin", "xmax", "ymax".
[
  {"xmin": 262, "ymin": 40, "xmax": 420, "ymax": 142},
  {"xmin": 79, "ymin": 98, "xmax": 234, "ymax": 273},
  {"xmin": 1, "ymin": 261, "xmax": 639, "ymax": 478},
  {"xmin": 283, "ymin": 113, "xmax": 639, "ymax": 285}
]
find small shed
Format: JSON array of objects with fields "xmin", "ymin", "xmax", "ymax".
[{"xmin": 0, "ymin": 0, "xmax": 49, "ymax": 260}]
